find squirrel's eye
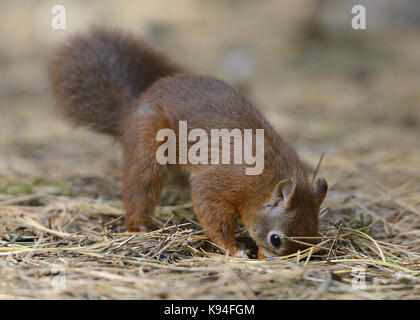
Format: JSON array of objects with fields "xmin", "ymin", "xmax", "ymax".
[{"xmin": 270, "ymin": 234, "xmax": 281, "ymax": 248}]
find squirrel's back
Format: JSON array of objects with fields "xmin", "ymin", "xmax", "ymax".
[{"xmin": 49, "ymin": 28, "xmax": 180, "ymax": 135}]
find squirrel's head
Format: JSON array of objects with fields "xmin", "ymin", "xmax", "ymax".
[{"xmin": 250, "ymin": 177, "xmax": 328, "ymax": 258}]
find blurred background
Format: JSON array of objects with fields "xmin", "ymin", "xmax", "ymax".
[
  {"xmin": 1, "ymin": 1, "xmax": 420, "ymax": 300},
  {"xmin": 0, "ymin": 0, "xmax": 419, "ymax": 200}
]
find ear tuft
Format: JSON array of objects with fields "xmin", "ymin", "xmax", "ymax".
[{"xmin": 313, "ymin": 177, "xmax": 328, "ymax": 205}]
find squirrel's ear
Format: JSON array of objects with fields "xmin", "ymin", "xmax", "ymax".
[
  {"xmin": 274, "ymin": 178, "xmax": 297, "ymax": 210},
  {"xmin": 313, "ymin": 177, "xmax": 328, "ymax": 206}
]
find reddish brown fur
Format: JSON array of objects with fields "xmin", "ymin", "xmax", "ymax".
[
  {"xmin": 49, "ymin": 29, "xmax": 328, "ymax": 258},
  {"xmin": 49, "ymin": 28, "xmax": 180, "ymax": 135}
]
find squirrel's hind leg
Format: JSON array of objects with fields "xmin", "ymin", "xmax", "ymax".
[{"xmin": 120, "ymin": 103, "xmax": 167, "ymax": 232}]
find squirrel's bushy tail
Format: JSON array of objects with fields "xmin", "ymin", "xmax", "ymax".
[{"xmin": 49, "ymin": 28, "xmax": 180, "ymax": 136}]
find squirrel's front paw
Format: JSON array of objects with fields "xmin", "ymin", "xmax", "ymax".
[{"xmin": 233, "ymin": 250, "xmax": 249, "ymax": 259}]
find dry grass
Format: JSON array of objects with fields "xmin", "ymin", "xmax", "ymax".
[{"xmin": 0, "ymin": 177, "xmax": 418, "ymax": 299}]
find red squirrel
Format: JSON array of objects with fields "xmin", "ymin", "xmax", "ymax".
[{"xmin": 49, "ymin": 29, "xmax": 328, "ymax": 259}]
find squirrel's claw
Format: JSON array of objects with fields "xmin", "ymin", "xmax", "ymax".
[{"xmin": 233, "ymin": 250, "xmax": 249, "ymax": 259}]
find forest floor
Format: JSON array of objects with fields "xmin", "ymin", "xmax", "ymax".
[{"xmin": 0, "ymin": 2, "xmax": 419, "ymax": 299}]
